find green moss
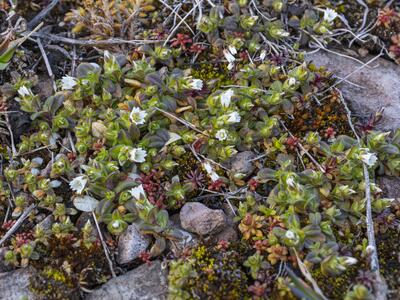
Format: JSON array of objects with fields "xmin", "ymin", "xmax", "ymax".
[
  {"xmin": 168, "ymin": 244, "xmax": 251, "ymax": 300},
  {"xmin": 377, "ymin": 229, "xmax": 400, "ymax": 299},
  {"xmin": 29, "ymin": 234, "xmax": 109, "ymax": 299}
]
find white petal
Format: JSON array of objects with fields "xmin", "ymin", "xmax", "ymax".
[
  {"xmin": 324, "ymin": 8, "xmax": 338, "ymax": 22},
  {"xmin": 130, "ymin": 184, "xmax": 146, "ymax": 200},
  {"xmin": 259, "ymin": 50, "xmax": 267, "ymax": 61},
  {"xmin": 210, "ymin": 171, "xmax": 219, "ymax": 182},
  {"xmin": 227, "ymin": 112, "xmax": 241, "ymax": 123},
  {"xmin": 215, "ymin": 129, "xmax": 228, "ymax": 141},
  {"xmin": 223, "ymin": 49, "xmax": 236, "ymax": 63},
  {"xmin": 220, "ymin": 89, "xmax": 234, "ymax": 107},
  {"xmin": 69, "ymin": 176, "xmax": 87, "ymax": 194},
  {"xmin": 129, "ymin": 148, "xmax": 147, "ymax": 163},
  {"xmin": 189, "ymin": 78, "xmax": 203, "ymax": 90},
  {"xmin": 130, "ymin": 107, "xmax": 148, "ymax": 125},
  {"xmin": 18, "ymin": 86, "xmax": 31, "ymax": 97},
  {"xmin": 203, "ymin": 162, "xmax": 213, "ymax": 174},
  {"xmin": 228, "ymin": 45, "xmax": 237, "ymax": 55},
  {"xmin": 61, "ymin": 76, "xmax": 77, "ymax": 90}
]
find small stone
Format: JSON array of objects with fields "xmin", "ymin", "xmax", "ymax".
[
  {"xmin": 86, "ymin": 260, "xmax": 168, "ymax": 300},
  {"xmin": 117, "ymin": 223, "xmax": 151, "ymax": 265},
  {"xmin": 213, "ymin": 225, "xmax": 238, "ymax": 243},
  {"xmin": 180, "ymin": 202, "xmax": 227, "ymax": 236},
  {"xmin": 230, "ymin": 151, "xmax": 257, "ymax": 176},
  {"xmin": 37, "ymin": 214, "xmax": 54, "ymax": 231},
  {"xmin": 0, "ymin": 267, "xmax": 34, "ymax": 300}
]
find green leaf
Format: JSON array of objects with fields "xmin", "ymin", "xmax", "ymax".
[
  {"xmin": 379, "ymin": 144, "xmax": 400, "ymax": 155},
  {"xmin": 156, "ymin": 210, "xmax": 169, "ymax": 228},
  {"xmin": 0, "ymin": 62, "xmax": 10, "ymax": 71}
]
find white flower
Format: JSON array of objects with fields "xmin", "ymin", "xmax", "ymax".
[
  {"xmin": 285, "ymin": 230, "xmax": 296, "ymax": 240},
  {"xmin": 323, "ymin": 8, "xmax": 338, "ymax": 23},
  {"xmin": 223, "ymin": 49, "xmax": 236, "ymax": 63},
  {"xmin": 276, "ymin": 29, "xmax": 290, "ymax": 37},
  {"xmin": 359, "ymin": 149, "xmax": 378, "ymax": 166},
  {"xmin": 111, "ymin": 220, "xmax": 121, "ymax": 229},
  {"xmin": 215, "ymin": 129, "xmax": 228, "ymax": 141},
  {"xmin": 129, "ymin": 147, "xmax": 147, "ymax": 163},
  {"xmin": 61, "ymin": 76, "xmax": 77, "ymax": 90},
  {"xmin": 286, "ymin": 176, "xmax": 296, "ymax": 188},
  {"xmin": 130, "ymin": 107, "xmax": 148, "ymax": 125},
  {"xmin": 220, "ymin": 89, "xmax": 234, "ymax": 107},
  {"xmin": 188, "ymin": 78, "xmax": 203, "ymax": 90},
  {"xmin": 203, "ymin": 162, "xmax": 219, "ymax": 182},
  {"xmin": 285, "ymin": 230, "xmax": 299, "ymax": 244},
  {"xmin": 226, "ymin": 111, "xmax": 241, "ymax": 123},
  {"xmin": 288, "ymin": 77, "xmax": 297, "ymax": 86},
  {"xmin": 259, "ymin": 49, "xmax": 267, "ymax": 61},
  {"xmin": 18, "ymin": 86, "xmax": 32, "ymax": 97},
  {"xmin": 69, "ymin": 176, "xmax": 87, "ymax": 194},
  {"xmin": 130, "ymin": 184, "xmax": 146, "ymax": 200},
  {"xmin": 104, "ymin": 50, "xmax": 112, "ymax": 59}
]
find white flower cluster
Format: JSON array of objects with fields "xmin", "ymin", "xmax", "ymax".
[{"xmin": 223, "ymin": 46, "xmax": 237, "ymax": 70}]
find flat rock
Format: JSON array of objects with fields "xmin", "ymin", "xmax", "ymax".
[
  {"xmin": 180, "ymin": 202, "xmax": 227, "ymax": 235},
  {"xmin": 117, "ymin": 223, "xmax": 151, "ymax": 265},
  {"xmin": 86, "ymin": 260, "xmax": 167, "ymax": 300},
  {"xmin": 307, "ymin": 51, "xmax": 400, "ymax": 131},
  {"xmin": 377, "ymin": 176, "xmax": 400, "ymax": 198},
  {"xmin": 0, "ymin": 267, "xmax": 34, "ymax": 300}
]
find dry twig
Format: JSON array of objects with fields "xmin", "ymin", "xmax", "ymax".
[
  {"xmin": 92, "ymin": 212, "xmax": 117, "ymax": 278},
  {"xmin": 337, "ymin": 89, "xmax": 387, "ymax": 300}
]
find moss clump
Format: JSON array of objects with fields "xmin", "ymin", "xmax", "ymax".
[
  {"xmin": 312, "ymin": 264, "xmax": 359, "ymax": 299},
  {"xmin": 285, "ymin": 89, "xmax": 351, "ymax": 139},
  {"xmin": 29, "ymin": 234, "xmax": 109, "ymax": 299},
  {"xmin": 377, "ymin": 229, "xmax": 400, "ymax": 299},
  {"xmin": 168, "ymin": 244, "xmax": 250, "ymax": 300},
  {"xmin": 191, "ymin": 63, "xmax": 233, "ymax": 90},
  {"xmin": 29, "ymin": 266, "xmax": 79, "ymax": 300}
]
